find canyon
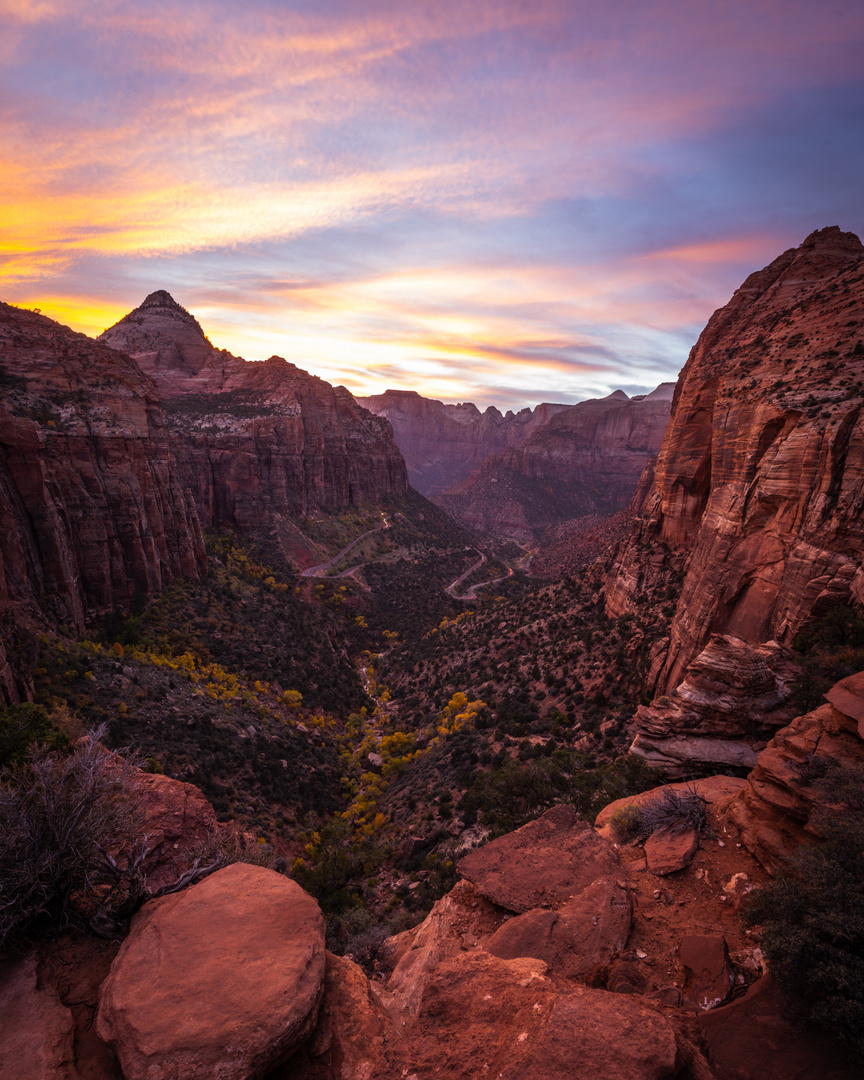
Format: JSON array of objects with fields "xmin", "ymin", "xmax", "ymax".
[
  {"xmin": 356, "ymin": 388, "xmax": 568, "ymax": 496},
  {"xmin": 434, "ymin": 384, "xmax": 674, "ymax": 541},
  {"xmin": 1, "ymin": 228, "xmax": 864, "ymax": 1079}
]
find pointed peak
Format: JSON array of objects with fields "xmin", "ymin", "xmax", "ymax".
[{"xmin": 140, "ymin": 289, "xmax": 183, "ymax": 309}]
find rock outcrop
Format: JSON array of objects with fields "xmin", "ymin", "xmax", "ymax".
[
  {"xmin": 356, "ymin": 388, "xmax": 568, "ymax": 496},
  {"xmin": 628, "ymin": 635, "xmax": 800, "ymax": 776},
  {"xmin": 0, "ymin": 954, "xmax": 78, "ymax": 1080},
  {"xmin": 724, "ymin": 671, "xmax": 864, "ymax": 872},
  {"xmin": 435, "ymin": 385, "xmax": 673, "ymax": 540},
  {"xmin": 0, "ymin": 302, "xmax": 206, "ymax": 705},
  {"xmin": 100, "ymin": 292, "xmax": 408, "ymax": 527},
  {"xmin": 605, "ymin": 227, "xmax": 864, "ymax": 768},
  {"xmin": 97, "ymin": 862, "xmax": 325, "ymax": 1080}
]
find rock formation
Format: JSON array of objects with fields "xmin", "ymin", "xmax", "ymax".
[
  {"xmin": 434, "ymin": 385, "xmax": 673, "ymax": 541},
  {"xmin": 100, "ymin": 292, "xmax": 408, "ymax": 528},
  {"xmin": 724, "ymin": 669, "xmax": 864, "ymax": 872},
  {"xmin": 605, "ymin": 227, "xmax": 864, "ymax": 768},
  {"xmin": 356, "ymin": 388, "xmax": 568, "ymax": 496},
  {"xmin": 0, "ymin": 302, "xmax": 206, "ymax": 706},
  {"xmin": 97, "ymin": 862, "xmax": 326, "ymax": 1080}
]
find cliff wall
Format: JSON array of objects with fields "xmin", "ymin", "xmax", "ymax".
[
  {"xmin": 356, "ymin": 388, "xmax": 568, "ymax": 496},
  {"xmin": 605, "ymin": 227, "xmax": 864, "ymax": 767},
  {"xmin": 0, "ymin": 303, "xmax": 205, "ymax": 704},
  {"xmin": 100, "ymin": 292, "xmax": 408, "ymax": 527},
  {"xmin": 434, "ymin": 386, "xmax": 673, "ymax": 540}
]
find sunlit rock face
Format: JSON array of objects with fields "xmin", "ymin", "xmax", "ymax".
[
  {"xmin": 606, "ymin": 228, "xmax": 864, "ymax": 720},
  {"xmin": 100, "ymin": 291, "xmax": 409, "ymax": 526},
  {"xmin": 433, "ymin": 385, "xmax": 674, "ymax": 541},
  {"xmin": 357, "ymin": 388, "xmax": 569, "ymax": 497},
  {"xmin": 0, "ymin": 302, "xmax": 205, "ymax": 705}
]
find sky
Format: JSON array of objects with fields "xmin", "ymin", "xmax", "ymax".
[{"xmin": 2, "ymin": 1, "xmax": 863, "ymax": 409}]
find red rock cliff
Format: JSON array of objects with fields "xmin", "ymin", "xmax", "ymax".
[
  {"xmin": 605, "ymin": 227, "xmax": 864, "ymax": 763},
  {"xmin": 356, "ymin": 388, "xmax": 568, "ymax": 496},
  {"xmin": 100, "ymin": 292, "xmax": 408, "ymax": 527},
  {"xmin": 0, "ymin": 303, "xmax": 205, "ymax": 704},
  {"xmin": 434, "ymin": 386, "xmax": 673, "ymax": 540}
]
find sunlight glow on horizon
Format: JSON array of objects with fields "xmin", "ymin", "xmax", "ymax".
[{"xmin": 2, "ymin": 0, "xmax": 863, "ymax": 409}]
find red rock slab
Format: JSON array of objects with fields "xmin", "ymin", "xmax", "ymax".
[
  {"xmin": 645, "ymin": 827, "xmax": 699, "ymax": 875},
  {"xmin": 485, "ymin": 877, "xmax": 632, "ymax": 981},
  {"xmin": 457, "ymin": 805, "xmax": 622, "ymax": 913},
  {"xmin": 826, "ymin": 670, "xmax": 864, "ymax": 737},
  {"xmin": 596, "ymin": 776, "xmax": 746, "ymax": 840},
  {"xmin": 377, "ymin": 951, "xmax": 687, "ymax": 1080},
  {"xmin": 0, "ymin": 954, "xmax": 78, "ymax": 1080},
  {"xmin": 275, "ymin": 952, "xmax": 398, "ymax": 1080},
  {"xmin": 97, "ymin": 863, "xmax": 325, "ymax": 1080},
  {"xmin": 679, "ymin": 934, "xmax": 733, "ymax": 1010},
  {"xmin": 699, "ymin": 975, "xmax": 861, "ymax": 1080}
]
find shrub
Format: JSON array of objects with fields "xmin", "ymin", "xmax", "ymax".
[
  {"xmin": 745, "ymin": 810, "xmax": 864, "ymax": 1058},
  {"xmin": 634, "ymin": 785, "xmax": 707, "ymax": 837},
  {"xmin": 0, "ymin": 727, "xmax": 142, "ymax": 945},
  {"xmin": 609, "ymin": 804, "xmax": 641, "ymax": 839}
]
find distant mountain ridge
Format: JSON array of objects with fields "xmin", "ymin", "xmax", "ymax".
[
  {"xmin": 355, "ymin": 388, "xmax": 569, "ymax": 496},
  {"xmin": 433, "ymin": 384, "xmax": 674, "ymax": 541}
]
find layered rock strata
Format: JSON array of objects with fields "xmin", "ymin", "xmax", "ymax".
[
  {"xmin": 356, "ymin": 388, "xmax": 568, "ymax": 496},
  {"xmin": 605, "ymin": 227, "xmax": 864, "ymax": 766},
  {"xmin": 0, "ymin": 302, "xmax": 205, "ymax": 705},
  {"xmin": 435, "ymin": 385, "xmax": 673, "ymax": 540},
  {"xmin": 724, "ymin": 670, "xmax": 864, "ymax": 872},
  {"xmin": 100, "ymin": 292, "xmax": 408, "ymax": 527}
]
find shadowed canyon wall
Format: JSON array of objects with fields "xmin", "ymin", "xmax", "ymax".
[
  {"xmin": 356, "ymin": 388, "xmax": 569, "ymax": 496},
  {"xmin": 434, "ymin": 386, "xmax": 674, "ymax": 541},
  {"xmin": 0, "ymin": 303, "xmax": 206, "ymax": 704},
  {"xmin": 100, "ymin": 292, "xmax": 408, "ymax": 529},
  {"xmin": 605, "ymin": 227, "xmax": 864, "ymax": 771}
]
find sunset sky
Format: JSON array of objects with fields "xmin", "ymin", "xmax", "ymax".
[{"xmin": 2, "ymin": 1, "xmax": 863, "ymax": 409}]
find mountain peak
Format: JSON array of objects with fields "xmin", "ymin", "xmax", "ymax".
[
  {"xmin": 99, "ymin": 291, "xmax": 214, "ymax": 376},
  {"xmin": 140, "ymin": 289, "xmax": 184, "ymax": 309}
]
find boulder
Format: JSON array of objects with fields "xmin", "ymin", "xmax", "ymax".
[
  {"xmin": 0, "ymin": 955, "xmax": 78, "ymax": 1080},
  {"xmin": 277, "ymin": 952, "xmax": 397, "ymax": 1080},
  {"xmin": 97, "ymin": 863, "xmax": 325, "ymax": 1080},
  {"xmin": 457, "ymin": 805, "xmax": 622, "ymax": 913},
  {"xmin": 385, "ymin": 879, "xmax": 508, "ymax": 1016},
  {"xmin": 645, "ymin": 827, "xmax": 699, "ymax": 875},
  {"xmin": 678, "ymin": 935, "xmax": 733, "ymax": 1010},
  {"xmin": 826, "ymin": 670, "xmax": 864, "ymax": 738},
  {"xmin": 723, "ymin": 696, "xmax": 864, "ymax": 872},
  {"xmin": 377, "ymin": 950, "xmax": 692, "ymax": 1079},
  {"xmin": 485, "ymin": 877, "xmax": 632, "ymax": 981}
]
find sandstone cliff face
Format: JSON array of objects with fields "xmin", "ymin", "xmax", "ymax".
[
  {"xmin": 434, "ymin": 385, "xmax": 673, "ymax": 540},
  {"xmin": 100, "ymin": 292, "xmax": 408, "ymax": 527},
  {"xmin": 0, "ymin": 303, "xmax": 205, "ymax": 705},
  {"xmin": 356, "ymin": 388, "xmax": 568, "ymax": 496},
  {"xmin": 606, "ymin": 228, "xmax": 864, "ymax": 754}
]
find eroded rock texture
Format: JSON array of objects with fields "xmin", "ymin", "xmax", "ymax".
[
  {"xmin": 605, "ymin": 227, "xmax": 864, "ymax": 764},
  {"xmin": 435, "ymin": 385, "xmax": 673, "ymax": 540},
  {"xmin": 0, "ymin": 302, "xmax": 205, "ymax": 705},
  {"xmin": 97, "ymin": 863, "xmax": 325, "ymax": 1080},
  {"xmin": 356, "ymin": 388, "xmax": 568, "ymax": 496},
  {"xmin": 100, "ymin": 291, "xmax": 408, "ymax": 527},
  {"xmin": 724, "ymin": 672, "xmax": 864, "ymax": 872}
]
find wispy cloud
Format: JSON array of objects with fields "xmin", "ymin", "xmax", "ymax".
[{"xmin": 2, "ymin": 0, "xmax": 863, "ymax": 407}]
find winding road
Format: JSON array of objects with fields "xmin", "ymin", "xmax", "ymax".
[{"xmin": 300, "ymin": 515, "xmax": 391, "ymax": 581}]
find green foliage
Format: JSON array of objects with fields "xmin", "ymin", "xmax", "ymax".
[
  {"xmin": 0, "ymin": 702, "xmax": 69, "ymax": 767},
  {"xmin": 745, "ymin": 811, "xmax": 864, "ymax": 1058},
  {"xmin": 459, "ymin": 751, "xmax": 664, "ymax": 836},
  {"xmin": 745, "ymin": 763, "xmax": 864, "ymax": 1058}
]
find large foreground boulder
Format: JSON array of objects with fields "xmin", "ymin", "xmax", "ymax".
[
  {"xmin": 457, "ymin": 804, "xmax": 623, "ymax": 912},
  {"xmin": 97, "ymin": 863, "xmax": 325, "ymax": 1080},
  {"xmin": 377, "ymin": 951, "xmax": 700, "ymax": 1079}
]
